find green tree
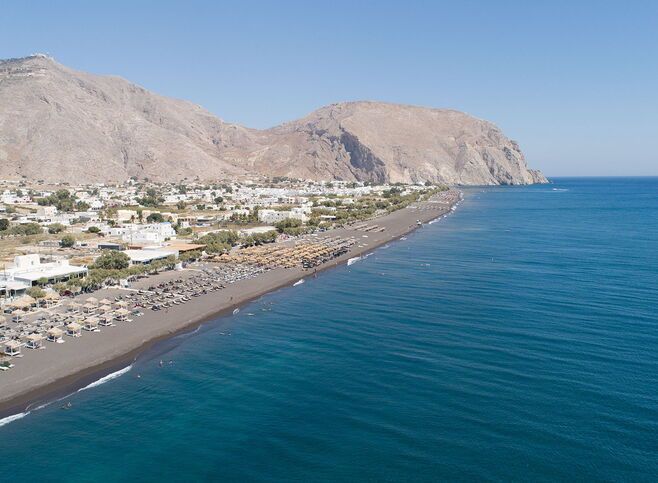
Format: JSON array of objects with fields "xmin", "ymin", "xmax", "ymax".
[
  {"xmin": 10, "ymin": 223, "xmax": 43, "ymax": 236},
  {"xmin": 26, "ymin": 287, "xmax": 45, "ymax": 299},
  {"xmin": 274, "ymin": 218, "xmax": 305, "ymax": 235},
  {"xmin": 92, "ymin": 250, "xmax": 131, "ymax": 270},
  {"xmin": 0, "ymin": 218, "xmax": 9, "ymax": 231},
  {"xmin": 198, "ymin": 230, "xmax": 239, "ymax": 253},
  {"xmin": 48, "ymin": 223, "xmax": 66, "ymax": 234},
  {"xmin": 179, "ymin": 250, "xmax": 201, "ymax": 262},
  {"xmin": 60, "ymin": 235, "xmax": 75, "ymax": 247},
  {"xmin": 146, "ymin": 212, "xmax": 165, "ymax": 223},
  {"xmin": 137, "ymin": 188, "xmax": 164, "ymax": 207},
  {"xmin": 87, "ymin": 226, "xmax": 101, "ymax": 234}
]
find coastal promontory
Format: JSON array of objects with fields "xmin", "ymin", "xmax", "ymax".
[{"xmin": 0, "ymin": 55, "xmax": 546, "ymax": 185}]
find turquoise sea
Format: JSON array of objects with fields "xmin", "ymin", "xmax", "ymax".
[{"xmin": 1, "ymin": 178, "xmax": 657, "ymax": 481}]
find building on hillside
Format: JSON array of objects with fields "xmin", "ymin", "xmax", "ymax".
[
  {"xmin": 116, "ymin": 209, "xmax": 139, "ymax": 223},
  {"xmin": 258, "ymin": 209, "xmax": 308, "ymax": 224},
  {"xmin": 36, "ymin": 206, "xmax": 58, "ymax": 219},
  {"xmin": 120, "ymin": 222, "xmax": 176, "ymax": 245}
]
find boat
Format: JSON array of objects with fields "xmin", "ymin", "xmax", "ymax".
[
  {"xmin": 293, "ymin": 279, "xmax": 304, "ymax": 286},
  {"xmin": 347, "ymin": 256, "xmax": 361, "ymax": 266}
]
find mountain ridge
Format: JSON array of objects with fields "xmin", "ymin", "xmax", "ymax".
[{"xmin": 0, "ymin": 55, "xmax": 547, "ymax": 185}]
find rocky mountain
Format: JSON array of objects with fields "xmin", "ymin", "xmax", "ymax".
[{"xmin": 0, "ymin": 55, "xmax": 546, "ymax": 185}]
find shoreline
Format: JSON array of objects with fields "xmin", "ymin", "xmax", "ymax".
[{"xmin": 0, "ymin": 191, "xmax": 461, "ymax": 421}]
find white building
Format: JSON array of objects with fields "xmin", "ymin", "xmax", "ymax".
[
  {"xmin": 120, "ymin": 222, "xmax": 177, "ymax": 245},
  {"xmin": 36, "ymin": 206, "xmax": 58, "ymax": 218},
  {"xmin": 124, "ymin": 248, "xmax": 178, "ymax": 265},
  {"xmin": 258, "ymin": 209, "xmax": 308, "ymax": 224},
  {"xmin": 116, "ymin": 209, "xmax": 139, "ymax": 223},
  {"xmin": 0, "ymin": 254, "xmax": 87, "ymax": 290}
]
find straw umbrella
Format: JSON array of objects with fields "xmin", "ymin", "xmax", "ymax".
[
  {"xmin": 66, "ymin": 322, "xmax": 82, "ymax": 337},
  {"xmin": 83, "ymin": 317, "xmax": 99, "ymax": 331},
  {"xmin": 10, "ymin": 296, "xmax": 36, "ymax": 310},
  {"xmin": 47, "ymin": 327, "xmax": 64, "ymax": 342},
  {"xmin": 4, "ymin": 340, "xmax": 21, "ymax": 356},
  {"xmin": 42, "ymin": 291, "xmax": 60, "ymax": 307},
  {"xmin": 115, "ymin": 308, "xmax": 130, "ymax": 321},
  {"xmin": 25, "ymin": 333, "xmax": 44, "ymax": 349}
]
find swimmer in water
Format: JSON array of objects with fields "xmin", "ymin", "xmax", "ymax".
[{"xmin": 159, "ymin": 360, "xmax": 164, "ymax": 367}]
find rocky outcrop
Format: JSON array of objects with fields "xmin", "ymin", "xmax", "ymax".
[{"xmin": 0, "ymin": 55, "xmax": 547, "ymax": 185}]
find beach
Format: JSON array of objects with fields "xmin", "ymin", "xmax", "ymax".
[{"xmin": 0, "ymin": 191, "xmax": 460, "ymax": 417}]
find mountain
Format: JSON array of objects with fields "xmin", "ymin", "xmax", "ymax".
[{"xmin": 0, "ymin": 55, "xmax": 547, "ymax": 185}]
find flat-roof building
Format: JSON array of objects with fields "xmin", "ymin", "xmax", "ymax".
[
  {"xmin": 0, "ymin": 254, "xmax": 87, "ymax": 290},
  {"xmin": 124, "ymin": 249, "xmax": 178, "ymax": 265}
]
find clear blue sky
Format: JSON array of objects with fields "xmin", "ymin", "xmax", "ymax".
[{"xmin": 2, "ymin": 0, "xmax": 656, "ymax": 176}]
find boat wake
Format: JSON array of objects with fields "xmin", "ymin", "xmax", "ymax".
[{"xmin": 78, "ymin": 365, "xmax": 132, "ymax": 393}]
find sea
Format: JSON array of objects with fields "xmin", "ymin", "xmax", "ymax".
[{"xmin": 1, "ymin": 177, "xmax": 657, "ymax": 481}]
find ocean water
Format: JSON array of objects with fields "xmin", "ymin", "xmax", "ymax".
[{"xmin": 1, "ymin": 178, "xmax": 657, "ymax": 481}]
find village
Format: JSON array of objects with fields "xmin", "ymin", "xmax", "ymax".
[{"xmin": 0, "ymin": 176, "xmax": 452, "ymax": 368}]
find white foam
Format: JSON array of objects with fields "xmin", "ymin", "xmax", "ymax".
[
  {"xmin": 78, "ymin": 365, "xmax": 132, "ymax": 392},
  {"xmin": 0, "ymin": 412, "xmax": 28, "ymax": 427},
  {"xmin": 293, "ymin": 279, "xmax": 304, "ymax": 286},
  {"xmin": 347, "ymin": 256, "xmax": 361, "ymax": 266}
]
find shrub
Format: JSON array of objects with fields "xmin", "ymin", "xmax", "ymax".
[
  {"xmin": 48, "ymin": 223, "xmax": 66, "ymax": 234},
  {"xmin": 60, "ymin": 235, "xmax": 75, "ymax": 248},
  {"xmin": 26, "ymin": 287, "xmax": 45, "ymax": 299}
]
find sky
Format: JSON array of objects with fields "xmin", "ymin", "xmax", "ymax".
[{"xmin": 1, "ymin": 0, "xmax": 656, "ymax": 177}]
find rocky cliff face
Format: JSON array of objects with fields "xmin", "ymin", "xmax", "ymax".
[{"xmin": 0, "ymin": 55, "xmax": 547, "ymax": 185}]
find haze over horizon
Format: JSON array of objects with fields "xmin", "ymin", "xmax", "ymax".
[{"xmin": 2, "ymin": 0, "xmax": 656, "ymax": 177}]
